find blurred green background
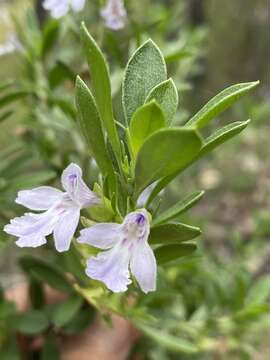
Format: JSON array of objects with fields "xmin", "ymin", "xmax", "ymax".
[{"xmin": 1, "ymin": 0, "xmax": 270, "ymax": 358}]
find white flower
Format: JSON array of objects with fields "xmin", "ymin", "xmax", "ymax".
[
  {"xmin": 4, "ymin": 163, "xmax": 99, "ymax": 252},
  {"xmin": 78, "ymin": 209, "xmax": 157, "ymax": 293},
  {"xmin": 0, "ymin": 34, "xmax": 22, "ymax": 57},
  {"xmin": 42, "ymin": 0, "xmax": 85, "ymax": 18}
]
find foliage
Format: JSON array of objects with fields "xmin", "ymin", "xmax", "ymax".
[{"xmin": 0, "ymin": 1, "xmax": 269, "ymax": 359}]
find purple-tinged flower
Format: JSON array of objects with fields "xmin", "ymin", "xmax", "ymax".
[
  {"xmin": 0, "ymin": 34, "xmax": 22, "ymax": 57},
  {"xmin": 42, "ymin": 0, "xmax": 85, "ymax": 19},
  {"xmin": 100, "ymin": 0, "xmax": 127, "ymax": 30},
  {"xmin": 78, "ymin": 209, "xmax": 157, "ymax": 293},
  {"xmin": 4, "ymin": 163, "xmax": 99, "ymax": 252}
]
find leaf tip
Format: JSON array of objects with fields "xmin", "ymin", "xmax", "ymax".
[
  {"xmin": 75, "ymin": 75, "xmax": 83, "ymax": 88},
  {"xmin": 80, "ymin": 21, "xmax": 87, "ymax": 33}
]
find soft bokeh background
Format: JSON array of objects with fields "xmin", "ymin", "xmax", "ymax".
[{"xmin": 1, "ymin": 0, "xmax": 270, "ymax": 358}]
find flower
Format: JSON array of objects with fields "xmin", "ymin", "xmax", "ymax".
[
  {"xmin": 0, "ymin": 34, "xmax": 22, "ymax": 57},
  {"xmin": 77, "ymin": 209, "xmax": 157, "ymax": 293},
  {"xmin": 4, "ymin": 163, "xmax": 99, "ymax": 252},
  {"xmin": 42, "ymin": 0, "xmax": 85, "ymax": 19},
  {"xmin": 100, "ymin": 0, "xmax": 127, "ymax": 30}
]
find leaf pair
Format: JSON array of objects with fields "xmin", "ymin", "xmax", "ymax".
[
  {"xmin": 146, "ymin": 80, "xmax": 259, "ymax": 205},
  {"xmin": 75, "ymin": 23, "xmax": 121, "ymax": 178},
  {"xmin": 123, "ymin": 38, "xmax": 179, "ymax": 160},
  {"xmin": 149, "ymin": 191, "xmax": 204, "ymax": 264}
]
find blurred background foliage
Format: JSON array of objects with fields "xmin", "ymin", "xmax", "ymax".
[{"xmin": 1, "ymin": 0, "xmax": 270, "ymax": 359}]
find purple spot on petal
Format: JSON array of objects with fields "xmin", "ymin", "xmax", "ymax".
[
  {"xmin": 68, "ymin": 174, "xmax": 77, "ymax": 182},
  {"xmin": 136, "ymin": 214, "xmax": 145, "ymax": 225}
]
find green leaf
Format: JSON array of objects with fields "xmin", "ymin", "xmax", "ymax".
[
  {"xmin": 246, "ymin": 276, "xmax": 270, "ymax": 306},
  {"xmin": 136, "ymin": 323, "xmax": 199, "ymax": 354},
  {"xmin": 48, "ymin": 95, "xmax": 76, "ymax": 118},
  {"xmin": 185, "ymin": 81, "xmax": 259, "ymax": 129},
  {"xmin": 75, "ymin": 76, "xmax": 114, "ymax": 176},
  {"xmin": 135, "ymin": 128, "xmax": 202, "ymax": 195},
  {"xmin": 41, "ymin": 19, "xmax": 60, "ymax": 58},
  {"xmin": 0, "ymin": 301, "xmax": 16, "ymax": 320},
  {"xmin": 164, "ymin": 49, "xmax": 192, "ymax": 64},
  {"xmin": 80, "ymin": 23, "xmax": 121, "ymax": 157},
  {"xmin": 199, "ymin": 120, "xmax": 250, "ymax": 157},
  {"xmin": 152, "ymin": 191, "xmax": 204, "ymax": 226},
  {"xmin": 0, "ymin": 336, "xmax": 20, "ymax": 360},
  {"xmin": 146, "ymin": 121, "xmax": 250, "ymax": 206},
  {"xmin": 145, "ymin": 79, "xmax": 178, "ymax": 125},
  {"xmin": 129, "ymin": 101, "xmax": 166, "ymax": 156},
  {"xmin": 42, "ymin": 335, "xmax": 60, "ymax": 360},
  {"xmin": 0, "ymin": 110, "xmax": 13, "ymax": 123},
  {"xmin": 13, "ymin": 310, "xmax": 49, "ymax": 335},
  {"xmin": 29, "ymin": 278, "xmax": 44, "ymax": 309},
  {"xmin": 234, "ymin": 304, "xmax": 270, "ymax": 322},
  {"xmin": 149, "ymin": 222, "xmax": 201, "ymax": 245},
  {"xmin": 0, "ymin": 91, "xmax": 30, "ymax": 108},
  {"xmin": 19, "ymin": 256, "xmax": 73, "ymax": 294},
  {"xmin": 49, "ymin": 61, "xmax": 75, "ymax": 89},
  {"xmin": 8, "ymin": 170, "xmax": 56, "ymax": 191},
  {"xmin": 62, "ymin": 307, "xmax": 95, "ymax": 335},
  {"xmin": 51, "ymin": 295, "xmax": 83, "ymax": 327},
  {"xmin": 122, "ymin": 39, "xmax": 167, "ymax": 123},
  {"xmin": 155, "ymin": 243, "xmax": 197, "ymax": 264}
]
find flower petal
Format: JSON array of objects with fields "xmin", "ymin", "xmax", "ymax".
[
  {"xmin": 42, "ymin": 0, "xmax": 59, "ymax": 9},
  {"xmin": 16, "ymin": 235, "xmax": 47, "ymax": 248},
  {"xmin": 86, "ymin": 245, "xmax": 131, "ymax": 292},
  {"xmin": 71, "ymin": 0, "xmax": 85, "ymax": 12},
  {"xmin": 43, "ymin": 0, "xmax": 69, "ymax": 18},
  {"xmin": 101, "ymin": 0, "xmax": 127, "ymax": 30},
  {"xmin": 61, "ymin": 163, "xmax": 99, "ymax": 208},
  {"xmin": 53, "ymin": 207, "xmax": 80, "ymax": 252},
  {"xmin": 77, "ymin": 223, "xmax": 121, "ymax": 249},
  {"xmin": 130, "ymin": 241, "xmax": 157, "ymax": 293},
  {"xmin": 16, "ymin": 186, "xmax": 63, "ymax": 211},
  {"xmin": 4, "ymin": 211, "xmax": 56, "ymax": 238}
]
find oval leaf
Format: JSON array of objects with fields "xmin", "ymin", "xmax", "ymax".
[
  {"xmin": 13, "ymin": 310, "xmax": 49, "ymax": 335},
  {"xmin": 51, "ymin": 296, "xmax": 83, "ymax": 327},
  {"xmin": 155, "ymin": 243, "xmax": 197, "ymax": 265},
  {"xmin": 146, "ymin": 121, "xmax": 250, "ymax": 206},
  {"xmin": 145, "ymin": 79, "xmax": 178, "ymax": 125},
  {"xmin": 75, "ymin": 76, "xmax": 113, "ymax": 176},
  {"xmin": 129, "ymin": 101, "xmax": 166, "ymax": 156},
  {"xmin": 149, "ymin": 222, "xmax": 201, "ymax": 245},
  {"xmin": 185, "ymin": 81, "xmax": 259, "ymax": 129},
  {"xmin": 135, "ymin": 128, "xmax": 202, "ymax": 195},
  {"xmin": 62, "ymin": 307, "xmax": 95, "ymax": 335},
  {"xmin": 19, "ymin": 256, "xmax": 73, "ymax": 294},
  {"xmin": 80, "ymin": 23, "xmax": 121, "ymax": 156},
  {"xmin": 122, "ymin": 39, "xmax": 167, "ymax": 123},
  {"xmin": 152, "ymin": 191, "xmax": 204, "ymax": 226}
]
